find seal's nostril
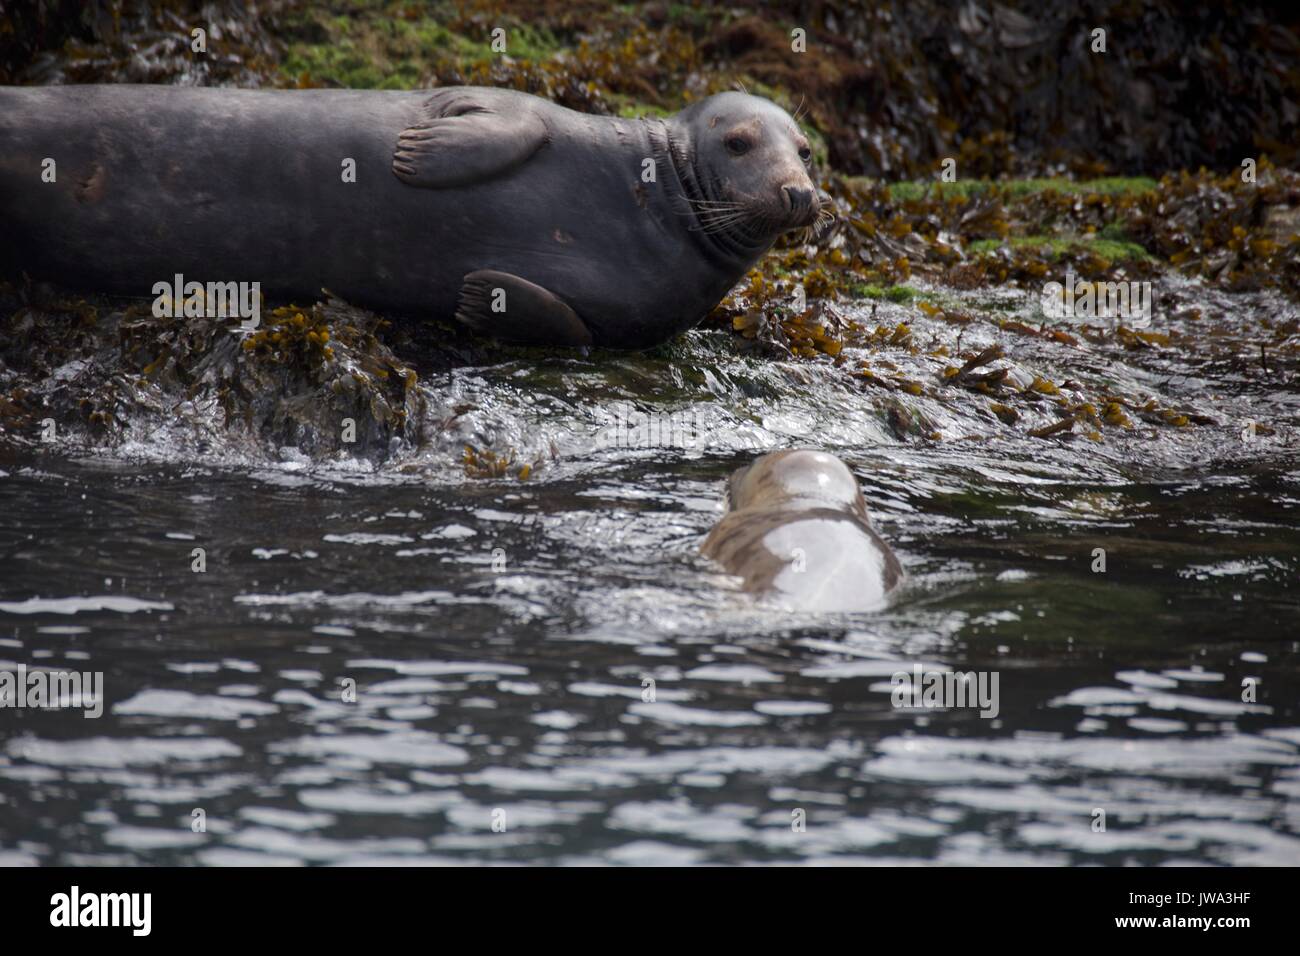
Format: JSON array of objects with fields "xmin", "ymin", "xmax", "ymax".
[{"xmin": 782, "ymin": 185, "xmax": 814, "ymax": 215}]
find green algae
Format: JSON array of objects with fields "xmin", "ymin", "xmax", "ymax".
[
  {"xmin": 887, "ymin": 178, "xmax": 1160, "ymax": 203},
  {"xmin": 279, "ymin": 4, "xmax": 566, "ymax": 90},
  {"xmin": 968, "ymin": 236, "xmax": 1153, "ymax": 262}
]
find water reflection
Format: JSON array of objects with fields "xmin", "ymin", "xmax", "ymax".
[{"xmin": 1, "ymin": 285, "xmax": 1297, "ymax": 865}]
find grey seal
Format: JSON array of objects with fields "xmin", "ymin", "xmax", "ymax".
[
  {"xmin": 0, "ymin": 85, "xmax": 822, "ymax": 349},
  {"xmin": 702, "ymin": 450, "xmax": 903, "ymax": 611}
]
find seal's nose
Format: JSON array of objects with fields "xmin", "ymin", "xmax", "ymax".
[{"xmin": 782, "ymin": 185, "xmax": 815, "ymax": 214}]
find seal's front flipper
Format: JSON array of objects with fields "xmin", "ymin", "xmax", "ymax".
[
  {"xmin": 393, "ymin": 90, "xmax": 548, "ymax": 188},
  {"xmin": 456, "ymin": 270, "xmax": 593, "ymax": 347}
]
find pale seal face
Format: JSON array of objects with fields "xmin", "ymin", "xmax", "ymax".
[
  {"xmin": 678, "ymin": 92, "xmax": 826, "ymax": 249},
  {"xmin": 727, "ymin": 450, "xmax": 866, "ymax": 515},
  {"xmin": 703, "ymin": 450, "xmax": 903, "ymax": 611}
]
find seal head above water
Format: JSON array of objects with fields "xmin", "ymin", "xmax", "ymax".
[
  {"xmin": 702, "ymin": 449, "xmax": 903, "ymax": 611},
  {"xmin": 0, "ymin": 85, "xmax": 824, "ymax": 349}
]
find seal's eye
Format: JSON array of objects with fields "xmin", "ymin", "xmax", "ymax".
[
  {"xmin": 798, "ymin": 146, "xmax": 812, "ymax": 163},
  {"xmin": 725, "ymin": 135, "xmax": 752, "ymax": 156}
]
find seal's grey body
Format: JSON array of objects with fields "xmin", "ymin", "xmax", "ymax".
[
  {"xmin": 702, "ymin": 450, "xmax": 903, "ymax": 611},
  {"xmin": 0, "ymin": 85, "xmax": 820, "ymax": 349}
]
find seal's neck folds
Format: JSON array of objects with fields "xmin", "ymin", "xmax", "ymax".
[{"xmin": 648, "ymin": 120, "xmax": 772, "ymax": 266}]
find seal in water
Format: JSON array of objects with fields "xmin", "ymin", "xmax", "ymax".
[
  {"xmin": 701, "ymin": 449, "xmax": 903, "ymax": 611},
  {"xmin": 0, "ymin": 85, "xmax": 824, "ymax": 349}
]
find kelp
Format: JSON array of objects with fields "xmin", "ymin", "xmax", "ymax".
[
  {"xmin": 8, "ymin": 1, "xmax": 1297, "ymax": 177},
  {"xmin": 452, "ymin": 0, "xmax": 1300, "ymax": 178},
  {"xmin": 0, "ymin": 280, "xmax": 425, "ymax": 457},
  {"xmin": 0, "ymin": 0, "xmax": 283, "ymax": 85},
  {"xmin": 2, "ymin": 0, "xmax": 1297, "ymax": 462},
  {"xmin": 711, "ymin": 163, "xmax": 1300, "ymax": 358},
  {"xmin": 462, "ymin": 443, "xmax": 540, "ymax": 480}
]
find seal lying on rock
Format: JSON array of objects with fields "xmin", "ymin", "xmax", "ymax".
[
  {"xmin": 702, "ymin": 450, "xmax": 903, "ymax": 611},
  {"xmin": 0, "ymin": 85, "xmax": 823, "ymax": 349}
]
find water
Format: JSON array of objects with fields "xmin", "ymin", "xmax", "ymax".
[{"xmin": 2, "ymin": 284, "xmax": 1299, "ymax": 866}]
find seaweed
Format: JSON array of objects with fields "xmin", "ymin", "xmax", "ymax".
[
  {"xmin": 0, "ymin": 280, "xmax": 426, "ymax": 458},
  {"xmin": 2, "ymin": 1, "xmax": 1297, "ymax": 464}
]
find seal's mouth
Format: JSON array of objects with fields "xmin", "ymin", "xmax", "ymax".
[
  {"xmin": 707, "ymin": 180, "xmax": 831, "ymax": 245},
  {"xmin": 781, "ymin": 186, "xmax": 836, "ymax": 240},
  {"xmin": 655, "ymin": 122, "xmax": 828, "ymax": 259},
  {"xmin": 809, "ymin": 190, "xmax": 837, "ymax": 241},
  {"xmin": 695, "ymin": 181, "xmax": 823, "ymax": 247}
]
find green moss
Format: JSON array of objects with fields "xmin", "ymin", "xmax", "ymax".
[
  {"xmin": 496, "ymin": 23, "xmax": 567, "ymax": 60},
  {"xmin": 1081, "ymin": 237, "xmax": 1153, "ymax": 261},
  {"xmin": 1076, "ymin": 177, "xmax": 1161, "ymax": 196},
  {"xmin": 612, "ymin": 97, "xmax": 674, "ymax": 119},
  {"xmin": 885, "ymin": 177, "xmax": 1160, "ymax": 203},
  {"xmin": 969, "ymin": 235, "xmax": 1152, "ymax": 261},
  {"xmin": 1098, "ymin": 222, "xmax": 1138, "ymax": 243},
  {"xmin": 279, "ymin": 4, "xmax": 567, "ymax": 89},
  {"xmin": 851, "ymin": 283, "xmax": 923, "ymax": 303}
]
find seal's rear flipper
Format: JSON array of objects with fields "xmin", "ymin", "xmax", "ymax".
[
  {"xmin": 393, "ymin": 90, "xmax": 549, "ymax": 188},
  {"xmin": 456, "ymin": 270, "xmax": 593, "ymax": 347}
]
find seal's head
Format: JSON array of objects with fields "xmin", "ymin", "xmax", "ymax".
[
  {"xmin": 726, "ymin": 449, "xmax": 868, "ymax": 518},
  {"xmin": 704, "ymin": 448, "xmax": 903, "ymax": 609},
  {"xmin": 673, "ymin": 92, "xmax": 826, "ymax": 254}
]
